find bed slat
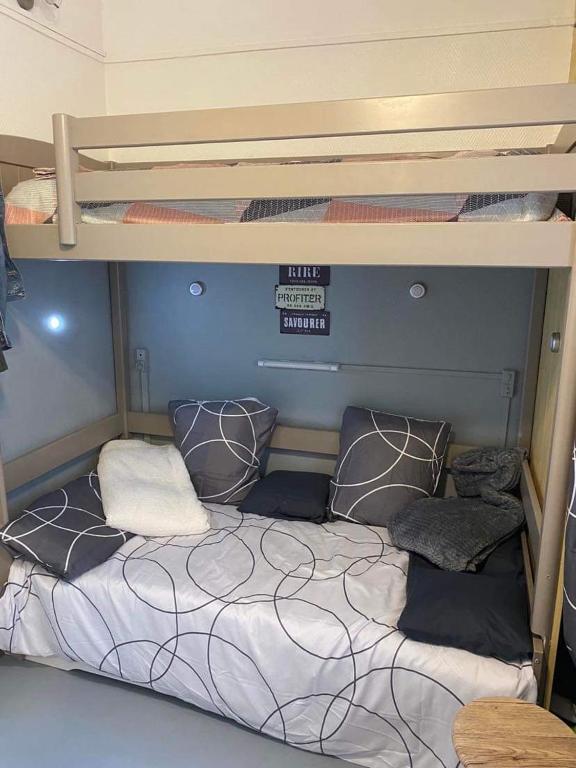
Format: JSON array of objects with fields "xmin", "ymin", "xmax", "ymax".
[
  {"xmin": 521, "ymin": 460, "xmax": 543, "ymax": 570},
  {"xmin": 75, "ymin": 154, "xmax": 576, "ymax": 203},
  {"xmin": 126, "ymin": 411, "xmax": 472, "ymax": 466},
  {"xmin": 68, "ymin": 85, "xmax": 576, "ymax": 150},
  {"xmin": 4, "ymin": 415, "xmax": 124, "ymax": 492},
  {"xmin": 6, "ymin": 222, "xmax": 575, "ymax": 268}
]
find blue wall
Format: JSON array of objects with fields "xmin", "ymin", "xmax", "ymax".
[
  {"xmin": 0, "ymin": 261, "xmax": 116, "ymax": 510},
  {"xmin": 0, "ymin": 261, "xmax": 536, "ymax": 511},
  {"xmin": 127, "ymin": 263, "xmax": 536, "ymax": 447}
]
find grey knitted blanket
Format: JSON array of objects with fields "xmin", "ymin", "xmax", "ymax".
[
  {"xmin": 388, "ymin": 447, "xmax": 526, "ymax": 571},
  {"xmin": 451, "ymin": 447, "xmax": 525, "ymax": 513}
]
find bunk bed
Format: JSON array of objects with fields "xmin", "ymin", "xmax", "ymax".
[{"xmin": 0, "ymin": 83, "xmax": 575, "ymax": 767}]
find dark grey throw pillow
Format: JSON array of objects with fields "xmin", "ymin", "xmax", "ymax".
[
  {"xmin": 169, "ymin": 398, "xmax": 278, "ymax": 504},
  {"xmin": 238, "ymin": 471, "xmax": 330, "ymax": 522},
  {"xmin": 329, "ymin": 406, "xmax": 451, "ymax": 527},
  {"xmin": 398, "ymin": 536, "xmax": 532, "ymax": 660},
  {"xmin": 0, "ymin": 474, "xmax": 133, "ymax": 580},
  {"xmin": 398, "ymin": 535, "xmax": 533, "ymax": 661}
]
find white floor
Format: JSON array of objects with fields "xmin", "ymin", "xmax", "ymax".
[{"xmin": 0, "ymin": 656, "xmax": 341, "ymax": 768}]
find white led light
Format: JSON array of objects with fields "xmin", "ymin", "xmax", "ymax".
[
  {"xmin": 45, "ymin": 314, "xmax": 65, "ymax": 333},
  {"xmin": 258, "ymin": 360, "xmax": 340, "ymax": 372}
]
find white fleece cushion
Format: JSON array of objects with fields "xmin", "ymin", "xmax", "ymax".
[{"xmin": 97, "ymin": 440, "xmax": 210, "ymax": 536}]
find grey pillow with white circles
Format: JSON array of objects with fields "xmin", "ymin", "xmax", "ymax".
[
  {"xmin": 328, "ymin": 406, "xmax": 451, "ymax": 527},
  {"xmin": 0, "ymin": 474, "xmax": 133, "ymax": 579},
  {"xmin": 169, "ymin": 398, "xmax": 278, "ymax": 504}
]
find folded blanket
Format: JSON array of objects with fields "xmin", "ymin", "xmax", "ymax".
[
  {"xmin": 389, "ymin": 497, "xmax": 524, "ymax": 571},
  {"xmin": 388, "ymin": 447, "xmax": 525, "ymax": 571},
  {"xmin": 97, "ymin": 440, "xmax": 210, "ymax": 537},
  {"xmin": 451, "ymin": 447, "xmax": 526, "ymax": 513}
]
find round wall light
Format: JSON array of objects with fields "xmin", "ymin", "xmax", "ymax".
[
  {"xmin": 189, "ymin": 282, "xmax": 205, "ymax": 297},
  {"xmin": 44, "ymin": 314, "xmax": 65, "ymax": 333},
  {"xmin": 409, "ymin": 282, "xmax": 427, "ymax": 299}
]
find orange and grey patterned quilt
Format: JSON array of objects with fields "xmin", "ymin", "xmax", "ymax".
[{"xmin": 5, "ymin": 151, "xmax": 568, "ymax": 226}]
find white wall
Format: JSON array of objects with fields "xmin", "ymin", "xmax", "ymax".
[
  {"xmin": 0, "ymin": 2, "xmax": 115, "ymax": 509},
  {"xmin": 0, "ymin": 3, "xmax": 105, "ymax": 141},
  {"xmin": 103, "ymin": 1, "xmax": 574, "ymax": 161},
  {"xmin": 2, "ymin": 0, "xmax": 571, "ymax": 150},
  {"xmin": 103, "ymin": 1, "xmax": 574, "ymax": 62}
]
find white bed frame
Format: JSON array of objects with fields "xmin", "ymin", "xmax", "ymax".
[{"xmin": 1, "ymin": 83, "xmax": 576, "ymax": 707}]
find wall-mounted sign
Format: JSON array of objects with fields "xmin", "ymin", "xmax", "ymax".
[
  {"xmin": 280, "ymin": 310, "xmax": 330, "ymax": 336},
  {"xmin": 279, "ymin": 265, "xmax": 331, "ymax": 286},
  {"xmin": 275, "ymin": 285, "xmax": 325, "ymax": 311}
]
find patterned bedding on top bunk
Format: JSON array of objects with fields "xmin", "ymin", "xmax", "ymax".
[{"xmin": 5, "ymin": 151, "xmax": 569, "ymax": 226}]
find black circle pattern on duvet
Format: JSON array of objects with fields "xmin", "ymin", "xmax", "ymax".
[{"xmin": 0, "ymin": 474, "xmax": 535, "ymax": 768}]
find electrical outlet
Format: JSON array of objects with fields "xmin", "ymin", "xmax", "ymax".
[
  {"xmin": 500, "ymin": 369, "xmax": 516, "ymax": 399},
  {"xmin": 135, "ymin": 348, "xmax": 148, "ymax": 371}
]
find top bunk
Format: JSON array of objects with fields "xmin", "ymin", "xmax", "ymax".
[{"xmin": 5, "ymin": 83, "xmax": 576, "ymax": 268}]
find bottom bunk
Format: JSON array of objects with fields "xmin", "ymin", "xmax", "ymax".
[{"xmin": 0, "ymin": 472, "xmax": 535, "ymax": 768}]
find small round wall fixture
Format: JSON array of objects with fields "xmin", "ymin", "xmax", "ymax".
[
  {"xmin": 410, "ymin": 283, "xmax": 427, "ymax": 299},
  {"xmin": 189, "ymin": 281, "xmax": 205, "ymax": 297},
  {"xmin": 409, "ymin": 282, "xmax": 427, "ymax": 299}
]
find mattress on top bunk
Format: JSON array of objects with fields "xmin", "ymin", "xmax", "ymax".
[
  {"xmin": 4, "ymin": 150, "xmax": 568, "ymax": 225},
  {"xmin": 0, "ymin": 477, "xmax": 536, "ymax": 768}
]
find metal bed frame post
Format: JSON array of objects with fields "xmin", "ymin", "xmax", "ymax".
[
  {"xmin": 0, "ymin": 447, "xmax": 8, "ymax": 527},
  {"xmin": 52, "ymin": 114, "xmax": 80, "ymax": 247},
  {"xmin": 109, "ymin": 263, "xmax": 130, "ymax": 439},
  {"xmin": 0, "ymin": 447, "xmax": 12, "ymax": 593},
  {"xmin": 533, "ymin": 255, "xmax": 576, "ymax": 703}
]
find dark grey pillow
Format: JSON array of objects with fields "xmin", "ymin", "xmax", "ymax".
[
  {"xmin": 169, "ymin": 398, "xmax": 278, "ymax": 504},
  {"xmin": 0, "ymin": 474, "xmax": 133, "ymax": 580},
  {"xmin": 329, "ymin": 406, "xmax": 451, "ymax": 527},
  {"xmin": 398, "ymin": 536, "xmax": 532, "ymax": 660},
  {"xmin": 238, "ymin": 471, "xmax": 330, "ymax": 522}
]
